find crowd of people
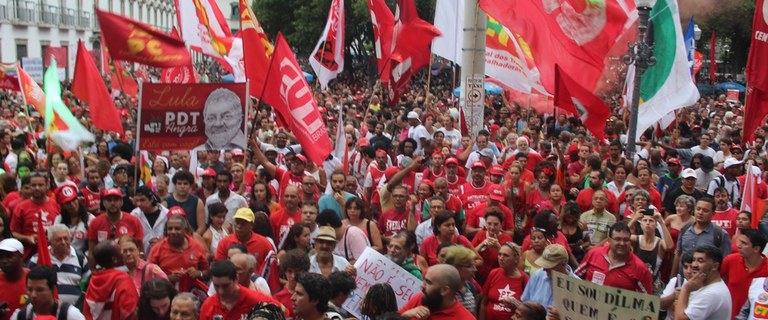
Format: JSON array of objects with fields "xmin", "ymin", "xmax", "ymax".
[{"xmin": 0, "ymin": 57, "xmax": 762, "ymax": 320}]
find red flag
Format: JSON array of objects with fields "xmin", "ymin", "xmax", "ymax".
[
  {"xmin": 95, "ymin": 8, "xmax": 192, "ymax": 68},
  {"xmin": 740, "ymin": 165, "xmax": 766, "ymax": 228},
  {"xmin": 308, "ymin": 0, "xmax": 345, "ymax": 90},
  {"xmin": 111, "ymin": 61, "xmax": 139, "ymax": 96},
  {"xmin": 554, "ymin": 65, "xmax": 610, "ymax": 140},
  {"xmin": 479, "ymin": 0, "xmax": 634, "ymax": 93},
  {"xmin": 17, "ymin": 66, "xmax": 69, "ymax": 131},
  {"xmin": 743, "ymin": 0, "xmax": 768, "ymax": 142},
  {"xmin": 72, "ymin": 40, "xmax": 125, "ymax": 136},
  {"xmin": 693, "ymin": 50, "xmax": 703, "ymax": 83},
  {"xmin": 262, "ymin": 33, "xmax": 333, "ymax": 166},
  {"xmin": 0, "ymin": 63, "xmax": 20, "ymax": 91},
  {"xmin": 366, "ymin": 0, "xmax": 395, "ymax": 77},
  {"xmin": 35, "ymin": 213, "xmax": 52, "ymax": 267},
  {"xmin": 710, "ymin": 31, "xmax": 717, "ymax": 82},
  {"xmin": 240, "ymin": 0, "xmax": 273, "ymax": 95},
  {"xmin": 459, "ymin": 108, "xmax": 469, "ymax": 136}
]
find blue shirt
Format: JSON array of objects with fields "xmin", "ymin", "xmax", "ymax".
[
  {"xmin": 520, "ymin": 267, "xmax": 578, "ymax": 309},
  {"xmin": 318, "ymin": 192, "xmax": 356, "ymax": 218}
]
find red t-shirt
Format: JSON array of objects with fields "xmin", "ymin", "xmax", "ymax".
[
  {"xmin": 720, "ymin": 253, "xmax": 768, "ymax": 319},
  {"xmin": 148, "ymin": 235, "xmax": 209, "ymax": 275},
  {"xmin": 272, "ymin": 288, "xmax": 294, "ymax": 319},
  {"xmin": 214, "ymin": 232, "xmax": 274, "ymax": 271},
  {"xmin": 0, "ymin": 269, "xmax": 29, "ymax": 320},
  {"xmin": 420, "ymin": 234, "xmax": 473, "ymax": 265},
  {"xmin": 481, "ymin": 268, "xmax": 527, "ymax": 320},
  {"xmin": 458, "ymin": 181, "xmax": 493, "ymax": 212},
  {"xmin": 447, "ymin": 175, "xmax": 467, "ymax": 196},
  {"xmin": 11, "ymin": 198, "xmax": 60, "ymax": 258},
  {"xmin": 712, "ymin": 208, "xmax": 739, "ymax": 236},
  {"xmin": 199, "ymin": 285, "xmax": 282, "ymax": 320},
  {"xmin": 275, "ymin": 167, "xmax": 305, "ymax": 199},
  {"xmin": 399, "ymin": 292, "xmax": 476, "ymax": 320},
  {"xmin": 465, "ymin": 203, "xmax": 514, "ymax": 231},
  {"xmin": 87, "ymin": 212, "xmax": 144, "ymax": 243},
  {"xmin": 378, "ymin": 208, "xmax": 409, "ymax": 237},
  {"xmin": 269, "ymin": 207, "xmax": 302, "ymax": 243},
  {"xmin": 80, "ymin": 186, "xmax": 102, "ymax": 212},
  {"xmin": 574, "ymin": 245, "xmax": 653, "ymax": 294},
  {"xmin": 472, "ymin": 230, "xmax": 514, "ymax": 285},
  {"xmin": 576, "ymin": 188, "xmax": 619, "ymax": 214}
]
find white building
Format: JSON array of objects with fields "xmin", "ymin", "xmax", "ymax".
[{"xmin": 0, "ymin": 0, "xmax": 176, "ymax": 79}]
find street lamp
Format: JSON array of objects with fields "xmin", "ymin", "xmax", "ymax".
[
  {"xmin": 623, "ymin": 0, "xmax": 657, "ymax": 158},
  {"xmin": 694, "ymin": 24, "xmax": 702, "ymax": 41}
]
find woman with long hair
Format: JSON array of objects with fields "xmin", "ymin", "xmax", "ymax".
[
  {"xmin": 277, "ymin": 222, "xmax": 312, "ymax": 261},
  {"xmin": 606, "ymin": 165, "xmax": 634, "ymax": 199},
  {"xmin": 361, "ymin": 283, "xmax": 399, "ymax": 320},
  {"xmin": 505, "ymin": 164, "xmax": 530, "ymax": 234},
  {"xmin": 525, "ymin": 162, "xmax": 556, "ymax": 232},
  {"xmin": 519, "ymin": 228, "xmax": 546, "ymax": 276},
  {"xmin": 54, "ymin": 185, "xmax": 94, "ymax": 253},
  {"xmin": 137, "ymin": 278, "xmax": 177, "ymax": 320},
  {"xmin": 479, "ymin": 243, "xmax": 527, "ymax": 320},
  {"xmin": 343, "ymin": 197, "xmax": 383, "ymax": 253},
  {"xmin": 117, "ymin": 236, "xmax": 167, "ymax": 291},
  {"xmin": 559, "ymin": 201, "xmax": 588, "ymax": 261},
  {"xmin": 630, "ymin": 208, "xmax": 673, "ymax": 294},
  {"xmin": 202, "ymin": 202, "xmax": 229, "ymax": 255},
  {"xmin": 538, "ymin": 183, "xmax": 565, "ymax": 216},
  {"xmin": 250, "ymin": 180, "xmax": 281, "ymax": 213}
]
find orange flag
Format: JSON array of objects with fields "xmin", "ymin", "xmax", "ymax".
[
  {"xmin": 95, "ymin": 8, "xmax": 192, "ymax": 68},
  {"xmin": 72, "ymin": 40, "xmax": 125, "ymax": 136},
  {"xmin": 17, "ymin": 66, "xmax": 68, "ymax": 132},
  {"xmin": 240, "ymin": 0, "xmax": 273, "ymax": 96}
]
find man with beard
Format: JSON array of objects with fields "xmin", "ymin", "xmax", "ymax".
[
  {"xmin": 270, "ymin": 186, "xmax": 303, "ymax": 242},
  {"xmin": 662, "ymin": 168, "xmax": 704, "ymax": 216},
  {"xmin": 576, "ymin": 169, "xmax": 619, "ymax": 214},
  {"xmin": 399, "ymin": 264, "xmax": 476, "ymax": 319},
  {"xmin": 319, "ymin": 171, "xmax": 356, "ymax": 218},
  {"xmin": 194, "ymin": 88, "xmax": 246, "ymax": 151},
  {"xmin": 79, "ymin": 168, "xmax": 102, "ymax": 215},
  {"xmin": 575, "ymin": 222, "xmax": 653, "ymax": 293},
  {"xmin": 11, "ymin": 172, "xmax": 59, "ymax": 259},
  {"xmin": 300, "ymin": 175, "xmax": 319, "ymax": 204},
  {"xmin": 387, "ymin": 231, "xmax": 423, "ymax": 280},
  {"xmin": 214, "ymin": 208, "xmax": 274, "ymax": 271},
  {"xmin": 674, "ymin": 245, "xmax": 732, "ymax": 320},
  {"xmin": 165, "ymin": 170, "xmax": 206, "ymax": 234},
  {"xmin": 205, "ymin": 170, "xmax": 247, "ymax": 227},
  {"xmin": 712, "ymin": 187, "xmax": 740, "ymax": 236},
  {"xmin": 601, "ymin": 139, "xmax": 632, "ymax": 180},
  {"xmin": 199, "ymin": 260, "xmax": 282, "ymax": 319},
  {"xmin": 87, "ymin": 188, "xmax": 143, "ymax": 262}
]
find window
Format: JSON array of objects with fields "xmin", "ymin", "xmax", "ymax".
[
  {"xmin": 230, "ymin": 2, "xmax": 238, "ymax": 20},
  {"xmin": 16, "ymin": 43, "xmax": 27, "ymax": 59}
]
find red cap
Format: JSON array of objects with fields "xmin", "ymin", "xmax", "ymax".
[
  {"xmin": 375, "ymin": 149, "xmax": 388, "ymax": 157},
  {"xmin": 489, "ymin": 124, "xmax": 500, "ymax": 135},
  {"xmin": 471, "ymin": 161, "xmax": 487, "ymax": 169},
  {"xmin": 489, "ymin": 184, "xmax": 505, "ymax": 201},
  {"xmin": 567, "ymin": 144, "xmax": 579, "ymax": 154},
  {"xmin": 384, "ymin": 166, "xmax": 400, "ymax": 180},
  {"xmin": 445, "ymin": 157, "xmax": 459, "ymax": 166},
  {"xmin": 202, "ymin": 168, "xmax": 216, "ymax": 177},
  {"xmin": 490, "ymin": 165, "xmax": 505, "ymax": 176},
  {"xmin": 102, "ymin": 188, "xmax": 123, "ymax": 198},
  {"xmin": 56, "ymin": 185, "xmax": 78, "ymax": 204},
  {"xmin": 667, "ymin": 158, "xmax": 681, "ymax": 165},
  {"xmin": 731, "ymin": 143, "xmax": 743, "ymax": 151},
  {"xmin": 358, "ymin": 138, "xmax": 370, "ymax": 147},
  {"xmin": 231, "ymin": 149, "xmax": 245, "ymax": 157},
  {"xmin": 295, "ymin": 154, "xmax": 308, "ymax": 163},
  {"xmin": 167, "ymin": 206, "xmax": 186, "ymax": 217}
]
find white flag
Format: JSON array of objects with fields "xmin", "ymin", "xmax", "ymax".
[{"xmin": 309, "ymin": 0, "xmax": 345, "ymax": 90}]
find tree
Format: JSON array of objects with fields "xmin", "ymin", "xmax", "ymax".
[{"xmin": 694, "ymin": 0, "xmax": 754, "ymax": 76}]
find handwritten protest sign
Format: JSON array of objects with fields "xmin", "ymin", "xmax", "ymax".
[
  {"xmin": 552, "ymin": 272, "xmax": 659, "ymax": 320},
  {"xmin": 342, "ymin": 248, "xmax": 422, "ymax": 319}
]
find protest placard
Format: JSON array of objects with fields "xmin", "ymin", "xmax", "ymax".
[
  {"xmin": 342, "ymin": 248, "xmax": 422, "ymax": 319},
  {"xmin": 552, "ymin": 272, "xmax": 659, "ymax": 320},
  {"xmin": 137, "ymin": 83, "xmax": 248, "ymax": 151}
]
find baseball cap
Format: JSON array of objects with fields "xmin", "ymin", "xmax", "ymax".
[
  {"xmin": 445, "ymin": 157, "xmax": 459, "ymax": 166},
  {"xmin": 489, "ymin": 184, "xmax": 505, "ymax": 201},
  {"xmin": 202, "ymin": 168, "xmax": 216, "ymax": 177},
  {"xmin": 0, "ymin": 238, "xmax": 23, "ymax": 254},
  {"xmin": 294, "ymin": 154, "xmax": 308, "ymax": 163},
  {"xmin": 56, "ymin": 185, "xmax": 78, "ymax": 204},
  {"xmin": 731, "ymin": 144, "xmax": 743, "ymax": 151},
  {"xmin": 534, "ymin": 244, "xmax": 569, "ymax": 269},
  {"xmin": 407, "ymin": 111, "xmax": 421, "ymax": 122},
  {"xmin": 264, "ymin": 146, "xmax": 278, "ymax": 154},
  {"xmin": 681, "ymin": 168, "xmax": 697, "ymax": 179},
  {"xmin": 478, "ymin": 148, "xmax": 494, "ymax": 158},
  {"xmin": 315, "ymin": 226, "xmax": 337, "ymax": 242},
  {"xmin": 231, "ymin": 149, "xmax": 245, "ymax": 157},
  {"xmin": 167, "ymin": 206, "xmax": 186, "ymax": 217},
  {"xmin": 233, "ymin": 207, "xmax": 255, "ymax": 223},
  {"xmin": 667, "ymin": 158, "xmax": 680, "ymax": 166},
  {"xmin": 471, "ymin": 161, "xmax": 486, "ymax": 170},
  {"xmin": 102, "ymin": 188, "xmax": 123, "ymax": 198},
  {"xmin": 358, "ymin": 137, "xmax": 370, "ymax": 147},
  {"xmin": 490, "ymin": 165, "xmax": 504, "ymax": 176},
  {"xmin": 724, "ymin": 157, "xmax": 744, "ymax": 168}
]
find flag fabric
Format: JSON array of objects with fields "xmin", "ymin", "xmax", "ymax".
[
  {"xmin": 479, "ymin": 0, "xmax": 635, "ymax": 93},
  {"xmin": 309, "ymin": 0, "xmax": 345, "ymax": 90},
  {"xmin": 110, "ymin": 61, "xmax": 139, "ymax": 97},
  {"xmin": 72, "ymin": 40, "xmax": 125, "ymax": 136},
  {"xmin": 431, "ymin": 0, "xmax": 462, "ymax": 64},
  {"xmin": 95, "ymin": 9, "xmax": 192, "ymax": 68},
  {"xmin": 743, "ymin": 0, "xmax": 768, "ymax": 142},
  {"xmin": 709, "ymin": 31, "xmax": 717, "ymax": 82},
  {"xmin": 176, "ymin": 0, "xmax": 242, "ymax": 76},
  {"xmin": 554, "ymin": 65, "xmax": 610, "ymax": 140},
  {"xmin": 0, "ymin": 63, "xmax": 20, "ymax": 91},
  {"xmin": 262, "ymin": 33, "xmax": 333, "ymax": 166},
  {"xmin": 240, "ymin": 0, "xmax": 273, "ymax": 96},
  {"xmin": 693, "ymin": 51, "xmax": 704, "ymax": 81},
  {"xmin": 683, "ymin": 17, "xmax": 695, "ymax": 76},
  {"xmin": 630, "ymin": 0, "xmax": 699, "ymax": 143},
  {"xmin": 35, "ymin": 211, "xmax": 52, "ymax": 267},
  {"xmin": 139, "ymin": 151, "xmax": 154, "ymax": 189},
  {"xmin": 332, "ymin": 106, "xmax": 347, "ymax": 174},
  {"xmin": 17, "ymin": 66, "xmax": 67, "ymax": 132},
  {"xmin": 741, "ymin": 165, "xmax": 766, "ymax": 228},
  {"xmin": 365, "ymin": 0, "xmax": 395, "ymax": 78},
  {"xmin": 41, "ymin": 59, "xmax": 96, "ymax": 151}
]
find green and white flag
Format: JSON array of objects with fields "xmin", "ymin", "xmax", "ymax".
[
  {"xmin": 43, "ymin": 56, "xmax": 94, "ymax": 151},
  {"xmin": 630, "ymin": 0, "xmax": 699, "ymax": 142}
]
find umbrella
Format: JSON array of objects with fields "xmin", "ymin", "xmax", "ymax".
[
  {"xmin": 303, "ymin": 72, "xmax": 314, "ymax": 83},
  {"xmin": 221, "ymin": 74, "xmax": 235, "ymax": 83},
  {"xmin": 715, "ymin": 81, "xmax": 746, "ymax": 92},
  {"xmin": 454, "ymin": 80, "xmax": 505, "ymax": 97}
]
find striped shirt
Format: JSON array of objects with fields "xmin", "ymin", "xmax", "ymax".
[{"xmin": 29, "ymin": 246, "xmax": 91, "ymax": 305}]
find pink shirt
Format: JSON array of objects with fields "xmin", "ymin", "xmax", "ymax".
[{"xmin": 130, "ymin": 259, "xmax": 168, "ymax": 292}]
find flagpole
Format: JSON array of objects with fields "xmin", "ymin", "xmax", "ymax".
[
  {"xmin": 14, "ymin": 63, "xmax": 37, "ymax": 136},
  {"xmin": 425, "ymin": 55, "xmax": 434, "ymax": 107},
  {"xmin": 133, "ymin": 80, "xmax": 143, "ymax": 192}
]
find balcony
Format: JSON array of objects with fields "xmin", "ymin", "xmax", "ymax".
[
  {"xmin": 40, "ymin": 4, "xmax": 58, "ymax": 26},
  {"xmin": 61, "ymin": 7, "xmax": 75, "ymax": 26},
  {"xmin": 0, "ymin": 4, "xmax": 7, "ymax": 21},
  {"xmin": 77, "ymin": 11, "xmax": 90, "ymax": 29},
  {"xmin": 10, "ymin": 0, "xmax": 36, "ymax": 23}
]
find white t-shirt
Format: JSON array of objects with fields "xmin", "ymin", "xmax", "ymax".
[
  {"xmin": 691, "ymin": 146, "xmax": 717, "ymax": 159},
  {"xmin": 10, "ymin": 304, "xmax": 86, "ymax": 320},
  {"xmin": 660, "ymin": 276, "xmax": 686, "ymax": 320},
  {"xmin": 743, "ymin": 277, "xmax": 768, "ymax": 320},
  {"xmin": 408, "ymin": 125, "xmax": 431, "ymax": 154},
  {"xmin": 437, "ymin": 128, "xmax": 462, "ymax": 153},
  {"xmin": 684, "ymin": 279, "xmax": 732, "ymax": 320}
]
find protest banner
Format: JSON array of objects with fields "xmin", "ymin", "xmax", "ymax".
[
  {"xmin": 552, "ymin": 272, "xmax": 659, "ymax": 320},
  {"xmin": 342, "ymin": 248, "xmax": 422, "ymax": 319},
  {"xmin": 137, "ymin": 83, "xmax": 248, "ymax": 151}
]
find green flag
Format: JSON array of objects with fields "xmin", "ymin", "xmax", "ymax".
[
  {"xmin": 42, "ymin": 56, "xmax": 61, "ymax": 134},
  {"xmin": 42, "ymin": 55, "xmax": 95, "ymax": 150}
]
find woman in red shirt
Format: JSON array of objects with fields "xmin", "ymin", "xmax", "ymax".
[
  {"xmin": 479, "ymin": 242, "xmax": 528, "ymax": 320},
  {"xmin": 472, "ymin": 207, "xmax": 513, "ymax": 285},
  {"xmin": 421, "ymin": 211, "xmax": 474, "ymax": 265}
]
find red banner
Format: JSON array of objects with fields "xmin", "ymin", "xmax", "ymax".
[
  {"xmin": 43, "ymin": 47, "xmax": 68, "ymax": 68},
  {"xmin": 743, "ymin": 0, "xmax": 768, "ymax": 142},
  {"xmin": 240, "ymin": 0, "xmax": 272, "ymax": 95},
  {"xmin": 262, "ymin": 33, "xmax": 333, "ymax": 166},
  {"xmin": 554, "ymin": 65, "xmax": 610, "ymax": 140},
  {"xmin": 161, "ymin": 64, "xmax": 199, "ymax": 83},
  {"xmin": 138, "ymin": 83, "xmax": 248, "ymax": 150}
]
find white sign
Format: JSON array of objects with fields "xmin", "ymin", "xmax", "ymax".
[
  {"xmin": 21, "ymin": 57, "xmax": 43, "ymax": 83},
  {"xmin": 552, "ymin": 272, "xmax": 659, "ymax": 320},
  {"xmin": 462, "ymin": 74, "xmax": 485, "ymax": 138},
  {"xmin": 342, "ymin": 248, "xmax": 422, "ymax": 319}
]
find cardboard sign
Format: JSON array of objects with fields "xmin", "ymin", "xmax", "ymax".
[{"xmin": 552, "ymin": 272, "xmax": 660, "ymax": 320}]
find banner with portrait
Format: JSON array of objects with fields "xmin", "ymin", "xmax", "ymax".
[{"xmin": 137, "ymin": 83, "xmax": 248, "ymax": 151}]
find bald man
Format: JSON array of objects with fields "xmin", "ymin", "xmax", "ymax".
[
  {"xmin": 399, "ymin": 264, "xmax": 477, "ymax": 319},
  {"xmin": 270, "ymin": 185, "xmax": 303, "ymax": 241}
]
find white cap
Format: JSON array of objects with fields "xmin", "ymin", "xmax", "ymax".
[
  {"xmin": 407, "ymin": 111, "xmax": 420, "ymax": 122},
  {"xmin": 681, "ymin": 168, "xmax": 696, "ymax": 179},
  {"xmin": 724, "ymin": 157, "xmax": 744, "ymax": 168},
  {"xmin": 0, "ymin": 239, "xmax": 23, "ymax": 254}
]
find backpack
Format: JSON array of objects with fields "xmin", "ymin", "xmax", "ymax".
[
  {"xmin": 679, "ymin": 221, "xmax": 723, "ymax": 248},
  {"xmin": 18, "ymin": 302, "xmax": 72, "ymax": 320}
]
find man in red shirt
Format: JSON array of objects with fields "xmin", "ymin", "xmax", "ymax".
[
  {"xmin": 215, "ymin": 208, "xmax": 274, "ymax": 271},
  {"xmin": 379, "ymin": 185, "xmax": 415, "ymax": 247},
  {"xmin": 200, "ymin": 260, "xmax": 282, "ymax": 319},
  {"xmin": 148, "ymin": 215, "xmax": 209, "ymax": 287},
  {"xmin": 364, "ymin": 149, "xmax": 388, "ymax": 201},
  {"xmin": 712, "ymin": 187, "xmax": 739, "ymax": 236},
  {"xmin": 575, "ymin": 222, "xmax": 653, "ymax": 294},
  {"xmin": 79, "ymin": 168, "xmax": 102, "ymax": 215},
  {"xmin": 444, "ymin": 157, "xmax": 466, "ymax": 196},
  {"xmin": 464, "ymin": 184, "xmax": 514, "ymax": 238},
  {"xmin": 0, "ymin": 239, "xmax": 29, "ymax": 320},
  {"xmin": 270, "ymin": 186, "xmax": 302, "ymax": 242},
  {"xmin": 87, "ymin": 188, "xmax": 144, "ymax": 260},
  {"xmin": 720, "ymin": 228, "xmax": 768, "ymax": 319},
  {"xmin": 459, "ymin": 161, "xmax": 492, "ymax": 213},
  {"xmin": 576, "ymin": 169, "xmax": 619, "ymax": 214},
  {"xmin": 399, "ymin": 264, "xmax": 476, "ymax": 319},
  {"xmin": 11, "ymin": 173, "xmax": 60, "ymax": 259}
]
